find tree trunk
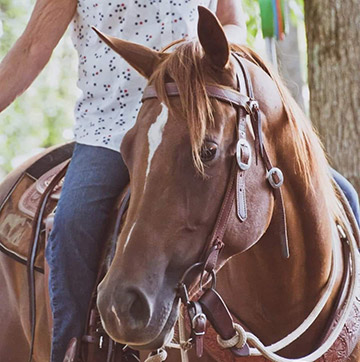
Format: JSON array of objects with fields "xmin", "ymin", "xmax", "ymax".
[{"xmin": 305, "ymin": 0, "xmax": 360, "ymax": 192}]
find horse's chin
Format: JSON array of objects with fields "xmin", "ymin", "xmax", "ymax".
[
  {"xmin": 128, "ymin": 299, "xmax": 179, "ymax": 351},
  {"xmin": 129, "ymin": 325, "xmax": 175, "ymax": 351},
  {"xmin": 103, "ymin": 297, "xmax": 179, "ymax": 351}
]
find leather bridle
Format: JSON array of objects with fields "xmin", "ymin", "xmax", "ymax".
[{"xmin": 141, "ymin": 52, "xmax": 290, "ymax": 358}]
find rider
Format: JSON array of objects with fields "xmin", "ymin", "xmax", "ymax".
[{"xmin": 0, "ymin": 1, "xmax": 247, "ymax": 361}]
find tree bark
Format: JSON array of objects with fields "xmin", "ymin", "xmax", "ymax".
[{"xmin": 305, "ymin": 0, "xmax": 360, "ymax": 192}]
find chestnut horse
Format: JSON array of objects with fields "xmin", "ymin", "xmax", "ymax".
[
  {"xmin": 94, "ymin": 7, "xmax": 360, "ymax": 362},
  {"xmin": 0, "ymin": 6, "xmax": 359, "ymax": 362},
  {"xmin": 0, "ymin": 244, "xmax": 51, "ymax": 362}
]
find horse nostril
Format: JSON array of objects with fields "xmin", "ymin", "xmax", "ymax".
[{"xmin": 117, "ymin": 287, "xmax": 152, "ymax": 331}]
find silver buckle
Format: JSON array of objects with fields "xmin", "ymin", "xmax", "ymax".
[
  {"xmin": 191, "ymin": 313, "xmax": 207, "ymax": 336},
  {"xmin": 236, "ymin": 138, "xmax": 252, "ymax": 171},
  {"xmin": 267, "ymin": 167, "xmax": 284, "ymax": 188}
]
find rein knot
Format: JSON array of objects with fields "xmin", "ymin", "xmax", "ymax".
[{"xmin": 217, "ymin": 323, "xmax": 247, "ymax": 350}]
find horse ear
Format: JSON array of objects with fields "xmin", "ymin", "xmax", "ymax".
[
  {"xmin": 92, "ymin": 27, "xmax": 163, "ymax": 79},
  {"xmin": 197, "ymin": 6, "xmax": 230, "ymax": 69},
  {"xmin": 198, "ymin": 6, "xmax": 230, "ymax": 69}
]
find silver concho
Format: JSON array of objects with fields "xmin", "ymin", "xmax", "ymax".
[{"xmin": 267, "ymin": 167, "xmax": 284, "ymax": 188}]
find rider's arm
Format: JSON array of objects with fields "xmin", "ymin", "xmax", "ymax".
[
  {"xmin": 216, "ymin": 0, "xmax": 247, "ymax": 44},
  {"xmin": 0, "ymin": 0, "xmax": 77, "ymax": 112}
]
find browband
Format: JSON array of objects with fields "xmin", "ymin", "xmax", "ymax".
[{"xmin": 142, "ymin": 82, "xmax": 254, "ymax": 111}]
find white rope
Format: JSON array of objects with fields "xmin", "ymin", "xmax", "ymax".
[
  {"xmin": 166, "ymin": 342, "xmax": 181, "ymax": 349},
  {"xmin": 178, "ymin": 305, "xmax": 190, "ymax": 362},
  {"xmin": 144, "ymin": 349, "xmax": 167, "ymax": 362},
  {"xmin": 216, "ymin": 221, "xmax": 359, "ymax": 361},
  {"xmin": 217, "ymin": 324, "xmax": 247, "ymax": 349},
  {"xmin": 251, "ymin": 221, "xmax": 340, "ymax": 354}
]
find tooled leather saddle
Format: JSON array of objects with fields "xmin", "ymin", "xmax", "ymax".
[{"xmin": 0, "ymin": 142, "xmax": 139, "ymax": 362}]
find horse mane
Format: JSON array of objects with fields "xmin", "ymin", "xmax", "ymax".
[
  {"xmin": 150, "ymin": 40, "xmax": 341, "ymax": 219},
  {"xmin": 231, "ymin": 44, "xmax": 341, "ymax": 220}
]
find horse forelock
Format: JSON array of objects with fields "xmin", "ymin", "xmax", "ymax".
[{"xmin": 151, "ymin": 40, "xmax": 220, "ymax": 175}]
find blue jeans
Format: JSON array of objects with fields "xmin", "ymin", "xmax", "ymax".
[
  {"xmin": 45, "ymin": 143, "xmax": 129, "ymax": 362},
  {"xmin": 331, "ymin": 168, "xmax": 360, "ymax": 227}
]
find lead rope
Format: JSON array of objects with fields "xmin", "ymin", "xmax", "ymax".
[
  {"xmin": 179, "ymin": 305, "xmax": 190, "ymax": 362},
  {"xmin": 216, "ymin": 221, "xmax": 360, "ymax": 361}
]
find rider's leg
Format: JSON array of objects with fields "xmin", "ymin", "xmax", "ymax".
[
  {"xmin": 331, "ymin": 168, "xmax": 360, "ymax": 227},
  {"xmin": 45, "ymin": 143, "xmax": 129, "ymax": 362}
]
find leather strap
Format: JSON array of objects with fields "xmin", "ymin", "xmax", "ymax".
[
  {"xmin": 27, "ymin": 160, "xmax": 70, "ymax": 362},
  {"xmin": 202, "ymin": 162, "xmax": 236, "ymax": 273},
  {"xmin": 233, "ymin": 53, "xmax": 289, "ymax": 259},
  {"xmin": 186, "ymin": 301, "xmax": 206, "ymax": 358},
  {"xmin": 235, "ymin": 82, "xmax": 249, "ymax": 222},
  {"xmin": 236, "ymin": 172, "xmax": 247, "ymax": 221},
  {"xmin": 199, "ymin": 288, "xmax": 250, "ymax": 357},
  {"xmin": 232, "ymin": 53, "xmax": 263, "ymax": 161},
  {"xmin": 142, "ymin": 83, "xmax": 252, "ymax": 109}
]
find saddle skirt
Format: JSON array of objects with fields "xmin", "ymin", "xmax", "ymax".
[{"xmin": 0, "ymin": 143, "xmax": 73, "ymax": 271}]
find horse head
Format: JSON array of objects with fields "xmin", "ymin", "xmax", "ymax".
[{"xmin": 94, "ymin": 7, "xmax": 280, "ymax": 351}]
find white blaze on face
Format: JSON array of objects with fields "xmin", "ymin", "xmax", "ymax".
[
  {"xmin": 145, "ymin": 104, "xmax": 169, "ymax": 183},
  {"xmin": 123, "ymin": 222, "xmax": 136, "ymax": 251}
]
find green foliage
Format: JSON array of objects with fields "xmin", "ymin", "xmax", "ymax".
[
  {"xmin": 242, "ymin": 0, "xmax": 304, "ymax": 42},
  {"xmin": 0, "ymin": 0, "xmax": 78, "ymax": 178},
  {"xmin": 242, "ymin": 0, "xmax": 262, "ymax": 45},
  {"xmin": 288, "ymin": 0, "xmax": 304, "ymax": 24}
]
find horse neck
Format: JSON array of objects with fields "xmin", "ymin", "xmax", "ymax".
[{"xmin": 216, "ymin": 136, "xmax": 344, "ymax": 355}]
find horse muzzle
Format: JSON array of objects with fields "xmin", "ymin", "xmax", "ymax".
[{"xmin": 97, "ymin": 280, "xmax": 179, "ymax": 349}]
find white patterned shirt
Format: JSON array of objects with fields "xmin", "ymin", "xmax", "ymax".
[{"xmin": 71, "ymin": 0, "xmax": 218, "ymax": 152}]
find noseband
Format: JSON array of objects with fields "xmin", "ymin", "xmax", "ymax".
[{"xmin": 140, "ymin": 53, "xmax": 289, "ymax": 358}]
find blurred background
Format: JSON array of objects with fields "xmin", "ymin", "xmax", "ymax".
[{"xmin": 0, "ymin": 0, "xmax": 359, "ymax": 191}]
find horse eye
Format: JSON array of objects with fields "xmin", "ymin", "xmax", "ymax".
[{"xmin": 200, "ymin": 141, "xmax": 218, "ymax": 162}]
